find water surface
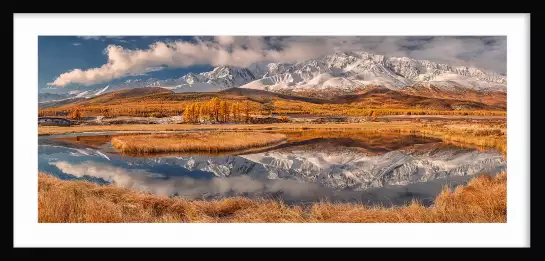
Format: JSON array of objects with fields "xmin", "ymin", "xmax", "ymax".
[{"xmin": 38, "ymin": 130, "xmax": 506, "ymax": 206}]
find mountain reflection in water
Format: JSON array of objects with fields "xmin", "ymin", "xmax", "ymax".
[{"xmin": 38, "ymin": 130, "xmax": 506, "ymax": 206}]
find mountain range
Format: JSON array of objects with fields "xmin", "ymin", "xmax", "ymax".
[{"xmin": 39, "ymin": 51, "xmax": 507, "ymax": 106}]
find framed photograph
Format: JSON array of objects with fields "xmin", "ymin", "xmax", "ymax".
[{"xmin": 13, "ymin": 13, "xmax": 530, "ymax": 248}]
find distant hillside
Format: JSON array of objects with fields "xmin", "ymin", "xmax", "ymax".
[
  {"xmin": 218, "ymin": 88, "xmax": 330, "ymax": 104},
  {"xmin": 400, "ymin": 84, "xmax": 507, "ymax": 109},
  {"xmin": 67, "ymin": 87, "xmax": 173, "ymax": 106},
  {"xmin": 330, "ymin": 86, "xmax": 493, "ymax": 110},
  {"xmin": 38, "ymin": 87, "xmax": 505, "ymax": 118}
]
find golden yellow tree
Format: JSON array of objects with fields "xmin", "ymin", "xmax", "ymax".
[
  {"xmin": 210, "ymin": 97, "xmax": 221, "ymax": 122},
  {"xmin": 199, "ymin": 103, "xmax": 207, "ymax": 122},
  {"xmin": 235, "ymin": 102, "xmax": 241, "ymax": 122},
  {"xmin": 183, "ymin": 104, "xmax": 191, "ymax": 123},
  {"xmin": 190, "ymin": 104, "xmax": 197, "ymax": 123},
  {"xmin": 193, "ymin": 103, "xmax": 200, "ymax": 123},
  {"xmin": 70, "ymin": 109, "xmax": 82, "ymax": 120},
  {"xmin": 243, "ymin": 100, "xmax": 251, "ymax": 123},
  {"xmin": 226, "ymin": 102, "xmax": 231, "ymax": 122},
  {"xmin": 189, "ymin": 103, "xmax": 196, "ymax": 123},
  {"xmin": 220, "ymin": 101, "xmax": 230, "ymax": 122},
  {"xmin": 206, "ymin": 102, "xmax": 214, "ymax": 121},
  {"xmin": 230, "ymin": 103, "xmax": 237, "ymax": 122},
  {"xmin": 218, "ymin": 101, "xmax": 224, "ymax": 122}
]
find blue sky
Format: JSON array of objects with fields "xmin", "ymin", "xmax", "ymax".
[
  {"xmin": 39, "ymin": 36, "xmax": 506, "ymax": 94},
  {"xmin": 38, "ymin": 36, "xmax": 214, "ymax": 93}
]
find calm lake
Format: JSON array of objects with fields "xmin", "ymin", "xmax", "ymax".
[{"xmin": 38, "ymin": 130, "xmax": 506, "ymax": 206}]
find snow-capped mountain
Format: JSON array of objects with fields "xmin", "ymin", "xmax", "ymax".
[
  {"xmin": 165, "ymin": 51, "xmax": 506, "ymax": 93},
  {"xmin": 39, "ymin": 51, "xmax": 507, "ymax": 103},
  {"xmin": 239, "ymin": 51, "xmax": 506, "ymax": 93}
]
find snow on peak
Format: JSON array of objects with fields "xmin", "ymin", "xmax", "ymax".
[
  {"xmin": 51, "ymin": 51, "xmax": 506, "ymax": 100},
  {"xmin": 237, "ymin": 51, "xmax": 506, "ymax": 92}
]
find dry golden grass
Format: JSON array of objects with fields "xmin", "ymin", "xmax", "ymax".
[
  {"xmin": 111, "ymin": 132, "xmax": 287, "ymax": 154},
  {"xmin": 418, "ymin": 129, "xmax": 506, "ymax": 155},
  {"xmin": 416, "ymin": 122, "xmax": 507, "ymax": 154},
  {"xmin": 357, "ymin": 124, "xmax": 507, "ymax": 155},
  {"xmin": 38, "ymin": 172, "xmax": 507, "ymax": 223},
  {"xmin": 272, "ymin": 100, "xmax": 507, "ymax": 117},
  {"xmin": 37, "ymin": 122, "xmax": 413, "ymax": 135}
]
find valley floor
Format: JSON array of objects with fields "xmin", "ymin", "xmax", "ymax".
[
  {"xmin": 38, "ymin": 171, "xmax": 507, "ymax": 223},
  {"xmin": 38, "ymin": 120, "xmax": 507, "ymax": 223}
]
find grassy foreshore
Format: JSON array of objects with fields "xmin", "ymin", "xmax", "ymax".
[
  {"xmin": 38, "ymin": 172, "xmax": 506, "ymax": 223},
  {"xmin": 111, "ymin": 132, "xmax": 287, "ymax": 154}
]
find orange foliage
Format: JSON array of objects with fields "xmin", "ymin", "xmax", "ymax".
[
  {"xmin": 38, "ymin": 91, "xmax": 506, "ymax": 118},
  {"xmin": 179, "ymin": 98, "xmax": 250, "ymax": 123},
  {"xmin": 69, "ymin": 109, "xmax": 82, "ymax": 120}
]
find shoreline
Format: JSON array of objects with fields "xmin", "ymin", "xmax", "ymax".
[{"xmin": 38, "ymin": 121, "xmax": 507, "ymax": 154}]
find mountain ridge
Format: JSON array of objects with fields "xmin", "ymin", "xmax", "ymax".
[{"xmin": 39, "ymin": 51, "xmax": 506, "ymax": 105}]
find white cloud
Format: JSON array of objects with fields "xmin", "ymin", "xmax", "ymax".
[
  {"xmin": 215, "ymin": 36, "xmax": 235, "ymax": 46},
  {"xmin": 47, "ymin": 159, "xmax": 450, "ymax": 205},
  {"xmin": 50, "ymin": 36, "xmax": 506, "ymax": 87},
  {"xmin": 72, "ymin": 42, "xmax": 82, "ymax": 46},
  {"xmin": 48, "ymin": 160, "xmax": 332, "ymax": 199}
]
